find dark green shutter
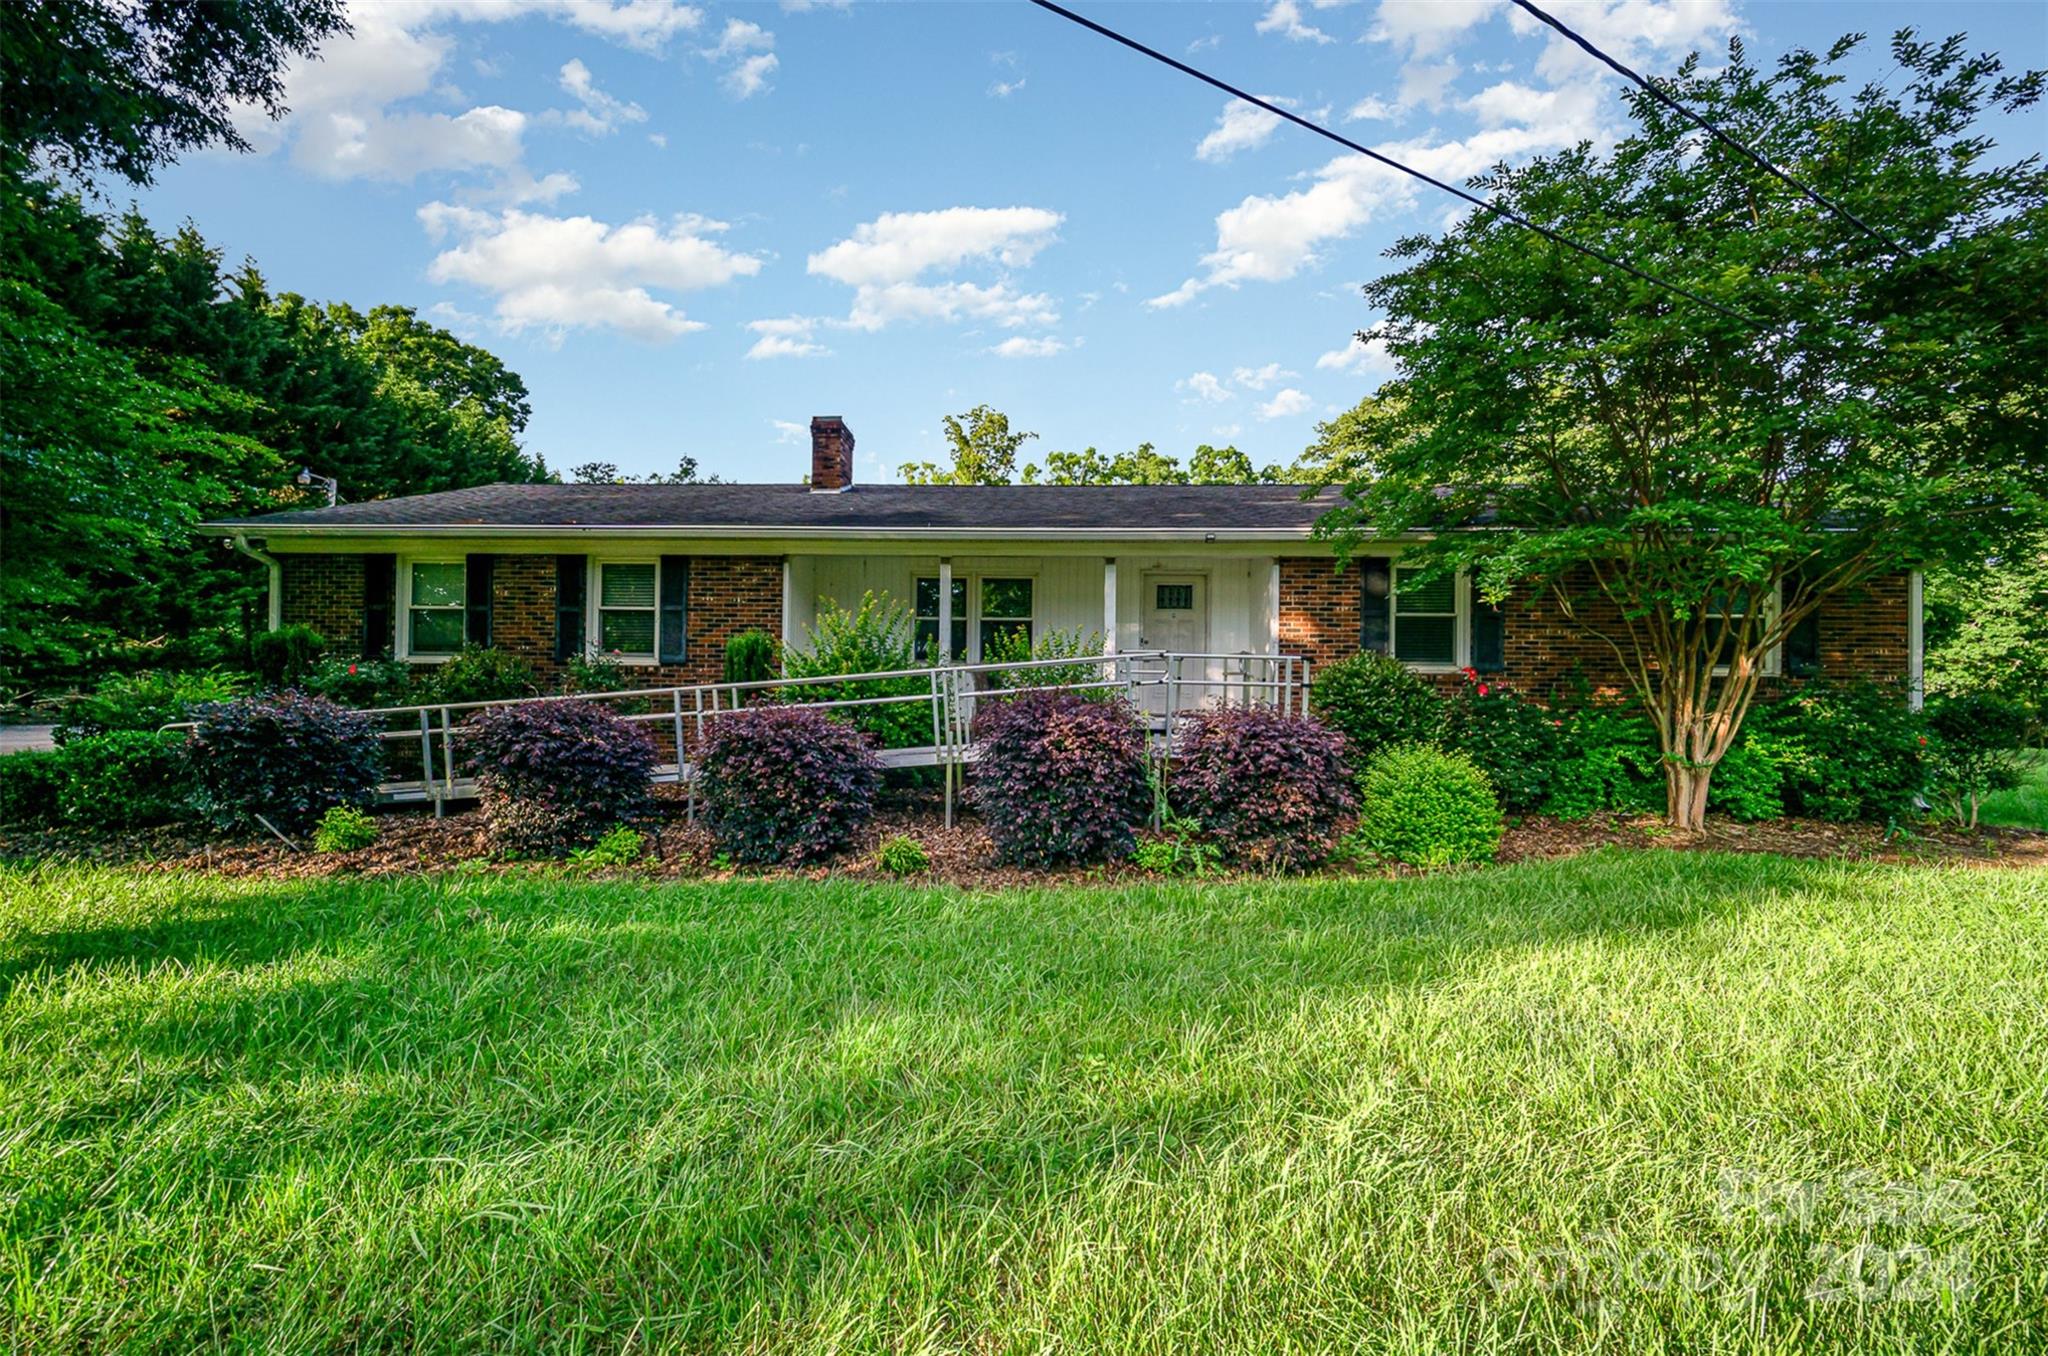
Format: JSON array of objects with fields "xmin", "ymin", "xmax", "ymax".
[
  {"xmin": 1785, "ymin": 607, "xmax": 1821, "ymax": 677},
  {"xmin": 554, "ymin": 554, "xmax": 586, "ymax": 662},
  {"xmin": 1360, "ymin": 558, "xmax": 1392, "ymax": 655},
  {"xmin": 1471, "ymin": 592, "xmax": 1507, "ymax": 673},
  {"xmin": 465, "ymin": 553, "xmax": 494, "ymax": 648},
  {"xmin": 658, "ymin": 556, "xmax": 689, "ymax": 665},
  {"xmin": 362, "ymin": 553, "xmax": 396, "ymax": 659}
]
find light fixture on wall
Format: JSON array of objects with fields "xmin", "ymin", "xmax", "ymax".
[{"xmin": 295, "ymin": 467, "xmax": 340, "ymax": 507}]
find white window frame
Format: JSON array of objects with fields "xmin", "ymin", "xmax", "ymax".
[
  {"xmin": 1707, "ymin": 581, "xmax": 1783, "ymax": 677},
  {"xmin": 913, "ymin": 574, "xmax": 968, "ymax": 663},
  {"xmin": 398, "ymin": 556, "xmax": 466, "ymax": 663},
  {"xmin": 1389, "ymin": 563, "xmax": 1468, "ymax": 672},
  {"xmin": 912, "ymin": 572, "xmax": 1038, "ymax": 663},
  {"xmin": 587, "ymin": 557, "xmax": 662, "ymax": 665}
]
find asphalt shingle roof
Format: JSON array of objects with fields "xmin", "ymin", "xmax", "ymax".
[{"xmin": 210, "ymin": 482, "xmax": 1342, "ymax": 535}]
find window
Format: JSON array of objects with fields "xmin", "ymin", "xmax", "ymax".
[
  {"xmin": 978, "ymin": 577, "xmax": 1033, "ymax": 658},
  {"xmin": 1155, "ymin": 583, "xmax": 1195, "ymax": 611},
  {"xmin": 915, "ymin": 576, "xmax": 967, "ymax": 661},
  {"xmin": 1705, "ymin": 586, "xmax": 1781, "ymax": 675},
  {"xmin": 913, "ymin": 574, "xmax": 1034, "ymax": 661},
  {"xmin": 406, "ymin": 560, "xmax": 466, "ymax": 657},
  {"xmin": 1391, "ymin": 567, "xmax": 1458, "ymax": 667},
  {"xmin": 596, "ymin": 561, "xmax": 658, "ymax": 659}
]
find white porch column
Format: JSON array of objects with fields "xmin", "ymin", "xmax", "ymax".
[
  {"xmin": 1267, "ymin": 559, "xmax": 1281, "ymax": 654},
  {"xmin": 1103, "ymin": 557, "xmax": 1118, "ymax": 654},
  {"xmin": 780, "ymin": 557, "xmax": 795, "ymax": 649},
  {"xmin": 937, "ymin": 557, "xmax": 954, "ymax": 661}
]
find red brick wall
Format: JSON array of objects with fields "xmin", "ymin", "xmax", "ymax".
[
  {"xmin": 1279, "ymin": 557, "xmax": 1910, "ymax": 697},
  {"xmin": 279, "ymin": 554, "xmax": 364, "ymax": 648}
]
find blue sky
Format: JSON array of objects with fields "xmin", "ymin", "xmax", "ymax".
[{"xmin": 135, "ymin": 0, "xmax": 2048, "ymax": 486}]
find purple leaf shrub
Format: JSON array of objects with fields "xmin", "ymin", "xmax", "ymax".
[{"xmin": 969, "ymin": 690, "xmax": 1151, "ymax": 867}]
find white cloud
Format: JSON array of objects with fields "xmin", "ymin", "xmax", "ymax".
[
  {"xmin": 771, "ymin": 418, "xmax": 808, "ymax": 443},
  {"xmin": 1256, "ymin": 1, "xmax": 1335, "ymax": 45},
  {"xmin": 1195, "ymin": 98, "xmax": 1290, "ymax": 163},
  {"xmin": 234, "ymin": 0, "xmax": 700, "ymax": 186},
  {"xmin": 989, "ymin": 77, "xmax": 1026, "ymax": 98},
  {"xmin": 1315, "ymin": 334, "xmax": 1397, "ymax": 382},
  {"xmin": 1398, "ymin": 57, "xmax": 1461, "ymax": 112},
  {"xmin": 1232, "ymin": 362, "xmax": 1295, "ymax": 391},
  {"xmin": 1177, "ymin": 371, "xmax": 1232, "ymax": 403},
  {"xmin": 989, "ymin": 336, "xmax": 1066, "ymax": 358},
  {"xmin": 703, "ymin": 16, "xmax": 777, "ymax": 98},
  {"xmin": 558, "ymin": 58, "xmax": 647, "ymax": 134},
  {"xmin": 1344, "ymin": 95, "xmax": 1395, "ymax": 121},
  {"xmin": 806, "ymin": 206, "xmax": 1067, "ymax": 337},
  {"xmin": 745, "ymin": 316, "xmax": 830, "ymax": 359},
  {"xmin": 1258, "ymin": 387, "xmax": 1314, "ymax": 419},
  {"xmin": 1187, "ymin": 34, "xmax": 1223, "ymax": 54},
  {"xmin": 420, "ymin": 204, "xmax": 760, "ymax": 341},
  {"xmin": 809, "ymin": 207, "xmax": 1063, "ymax": 285},
  {"xmin": 1369, "ymin": 0, "xmax": 1499, "ymax": 57}
]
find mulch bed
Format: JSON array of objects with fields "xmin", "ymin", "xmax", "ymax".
[{"xmin": 4, "ymin": 784, "xmax": 2043, "ymax": 885}]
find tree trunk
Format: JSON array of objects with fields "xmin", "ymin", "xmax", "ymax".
[{"xmin": 1666, "ymin": 761, "xmax": 1712, "ymax": 832}]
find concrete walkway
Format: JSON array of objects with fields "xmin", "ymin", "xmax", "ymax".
[{"xmin": 0, "ymin": 725, "xmax": 57, "ymax": 755}]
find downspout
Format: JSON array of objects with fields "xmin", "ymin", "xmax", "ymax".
[
  {"xmin": 1907, "ymin": 569, "xmax": 1924, "ymax": 711},
  {"xmin": 231, "ymin": 533, "xmax": 283, "ymax": 632}
]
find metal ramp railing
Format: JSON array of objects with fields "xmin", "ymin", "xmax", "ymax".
[{"xmin": 166, "ymin": 650, "xmax": 1311, "ymax": 826}]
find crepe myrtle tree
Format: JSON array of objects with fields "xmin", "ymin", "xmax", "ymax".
[{"xmin": 1312, "ymin": 32, "xmax": 2047, "ymax": 830}]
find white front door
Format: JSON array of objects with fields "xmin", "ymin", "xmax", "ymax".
[{"xmin": 1141, "ymin": 575, "xmax": 1208, "ymax": 653}]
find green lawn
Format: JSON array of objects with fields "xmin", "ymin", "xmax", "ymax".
[
  {"xmin": 1979, "ymin": 749, "xmax": 2048, "ymax": 831},
  {"xmin": 2, "ymin": 856, "xmax": 2044, "ymax": 1354}
]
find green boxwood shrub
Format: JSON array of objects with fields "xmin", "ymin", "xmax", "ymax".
[
  {"xmin": 55, "ymin": 730, "xmax": 192, "ymax": 828},
  {"xmin": 697, "ymin": 705, "xmax": 881, "ymax": 865},
  {"xmin": 187, "ymin": 693, "xmax": 383, "ymax": 834},
  {"xmin": 876, "ymin": 834, "xmax": 932, "ymax": 876},
  {"xmin": 1311, "ymin": 653, "xmax": 1447, "ymax": 769},
  {"xmin": 251, "ymin": 624, "xmax": 327, "ymax": 688},
  {"xmin": 1356, "ymin": 743, "xmax": 1504, "ymax": 868},
  {"xmin": 58, "ymin": 667, "xmax": 250, "ymax": 742},
  {"xmin": 723, "ymin": 629, "xmax": 779, "ymax": 687},
  {"xmin": 1445, "ymin": 674, "xmax": 1556, "ymax": 813},
  {"xmin": 1168, "ymin": 705, "xmax": 1355, "ymax": 870},
  {"xmin": 970, "ymin": 690, "xmax": 1151, "ymax": 867},
  {"xmin": 0, "ymin": 749, "xmax": 67, "ymax": 826},
  {"xmin": 465, "ymin": 699, "xmax": 657, "ymax": 857},
  {"xmin": 312, "ymin": 805, "xmax": 379, "ymax": 853}
]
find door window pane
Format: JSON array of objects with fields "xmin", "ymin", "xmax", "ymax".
[
  {"xmin": 1154, "ymin": 583, "xmax": 1194, "ymax": 611},
  {"xmin": 408, "ymin": 561, "xmax": 466, "ymax": 655}
]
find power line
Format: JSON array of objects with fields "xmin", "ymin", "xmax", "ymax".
[
  {"xmin": 1028, "ymin": 0, "xmax": 1757, "ymax": 327},
  {"xmin": 1508, "ymin": 0, "xmax": 1911, "ymax": 256}
]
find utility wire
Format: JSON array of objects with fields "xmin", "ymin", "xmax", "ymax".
[
  {"xmin": 1028, "ymin": 0, "xmax": 1757, "ymax": 326},
  {"xmin": 1508, "ymin": 0, "xmax": 1911, "ymax": 255}
]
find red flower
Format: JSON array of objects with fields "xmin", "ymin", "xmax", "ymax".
[
  {"xmin": 1917, "ymin": 735, "xmax": 1927, "ymax": 746},
  {"xmin": 1477, "ymin": 683, "xmax": 1490, "ymax": 697},
  {"xmin": 1461, "ymin": 666, "xmax": 1477, "ymax": 678},
  {"xmin": 347, "ymin": 663, "xmax": 358, "ymax": 675}
]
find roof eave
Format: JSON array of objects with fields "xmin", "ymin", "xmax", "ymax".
[{"xmin": 197, "ymin": 521, "xmax": 1332, "ymax": 541}]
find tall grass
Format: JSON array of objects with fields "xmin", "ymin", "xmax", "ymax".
[{"xmin": 2, "ymin": 854, "xmax": 2043, "ymax": 1352}]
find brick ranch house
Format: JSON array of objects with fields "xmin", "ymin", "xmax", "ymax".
[{"xmin": 208, "ymin": 416, "xmax": 1923, "ymax": 701}]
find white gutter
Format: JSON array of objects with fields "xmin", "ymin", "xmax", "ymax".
[
  {"xmin": 230, "ymin": 533, "xmax": 283, "ymax": 632},
  {"xmin": 197, "ymin": 522, "xmax": 1330, "ymax": 541}
]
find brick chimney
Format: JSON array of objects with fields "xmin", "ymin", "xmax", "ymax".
[{"xmin": 810, "ymin": 416, "xmax": 854, "ymax": 491}]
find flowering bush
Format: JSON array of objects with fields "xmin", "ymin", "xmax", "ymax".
[
  {"xmin": 1745, "ymin": 682, "xmax": 1925, "ymax": 823},
  {"xmin": 696, "ymin": 705, "xmax": 881, "ymax": 864},
  {"xmin": 1311, "ymin": 652, "xmax": 1447, "ymax": 769},
  {"xmin": 465, "ymin": 699, "xmax": 657, "ymax": 857},
  {"xmin": 301, "ymin": 657, "xmax": 414, "ymax": 708},
  {"xmin": 1168, "ymin": 705, "xmax": 1355, "ymax": 870},
  {"xmin": 970, "ymin": 690, "xmax": 1151, "ymax": 867},
  {"xmin": 1356, "ymin": 743, "xmax": 1504, "ymax": 868},
  {"xmin": 187, "ymin": 692, "xmax": 383, "ymax": 833},
  {"xmin": 1444, "ymin": 671, "xmax": 1555, "ymax": 813}
]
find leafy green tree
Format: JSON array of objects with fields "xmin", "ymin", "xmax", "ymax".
[
  {"xmin": 1924, "ymin": 534, "xmax": 2048, "ymax": 727},
  {"xmin": 1313, "ymin": 32, "xmax": 2047, "ymax": 829},
  {"xmin": 901, "ymin": 405, "xmax": 1035, "ymax": 484},
  {"xmin": 0, "ymin": 0, "xmax": 347, "ymax": 185}
]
